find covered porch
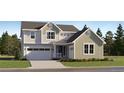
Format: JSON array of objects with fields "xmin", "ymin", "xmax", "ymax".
[{"xmin": 53, "ymin": 44, "xmax": 68, "ymax": 59}]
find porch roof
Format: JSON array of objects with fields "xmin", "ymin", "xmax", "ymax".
[{"xmin": 52, "ymin": 40, "xmax": 73, "ymax": 45}]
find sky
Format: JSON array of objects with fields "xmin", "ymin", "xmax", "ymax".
[{"xmin": 0, "ymin": 21, "xmax": 124, "ymax": 37}]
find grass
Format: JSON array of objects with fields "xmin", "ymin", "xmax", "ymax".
[
  {"xmin": 0, "ymin": 60, "xmax": 31, "ymax": 68},
  {"xmin": 61, "ymin": 56, "xmax": 124, "ymax": 67},
  {"xmin": 0, "ymin": 55, "xmax": 14, "ymax": 58},
  {"xmin": 0, "ymin": 55, "xmax": 31, "ymax": 68}
]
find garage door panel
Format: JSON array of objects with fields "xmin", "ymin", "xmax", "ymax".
[{"xmin": 26, "ymin": 48, "xmax": 51, "ymax": 60}]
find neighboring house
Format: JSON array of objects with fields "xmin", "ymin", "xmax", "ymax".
[{"xmin": 21, "ymin": 21, "xmax": 105, "ymax": 60}]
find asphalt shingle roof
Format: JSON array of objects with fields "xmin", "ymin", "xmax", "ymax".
[
  {"xmin": 21, "ymin": 21, "xmax": 47, "ymax": 29},
  {"xmin": 66, "ymin": 28, "xmax": 88, "ymax": 43},
  {"xmin": 21, "ymin": 21, "xmax": 79, "ymax": 31}
]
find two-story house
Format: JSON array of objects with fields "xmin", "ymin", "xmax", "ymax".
[{"xmin": 21, "ymin": 21, "xmax": 105, "ymax": 60}]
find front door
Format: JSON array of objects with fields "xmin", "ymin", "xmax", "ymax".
[{"xmin": 56, "ymin": 46, "xmax": 67, "ymax": 58}]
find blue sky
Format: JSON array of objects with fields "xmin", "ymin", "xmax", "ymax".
[{"xmin": 0, "ymin": 21, "xmax": 124, "ymax": 37}]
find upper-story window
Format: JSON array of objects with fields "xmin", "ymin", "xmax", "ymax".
[
  {"xmin": 31, "ymin": 32, "xmax": 35, "ymax": 39},
  {"xmin": 47, "ymin": 32, "xmax": 55, "ymax": 39}
]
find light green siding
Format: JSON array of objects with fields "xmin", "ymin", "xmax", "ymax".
[{"xmin": 74, "ymin": 30, "xmax": 104, "ymax": 59}]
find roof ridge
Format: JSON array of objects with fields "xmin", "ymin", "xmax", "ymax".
[{"xmin": 57, "ymin": 24, "xmax": 74, "ymax": 26}]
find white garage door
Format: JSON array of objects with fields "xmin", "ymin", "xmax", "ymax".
[{"xmin": 26, "ymin": 48, "xmax": 51, "ymax": 60}]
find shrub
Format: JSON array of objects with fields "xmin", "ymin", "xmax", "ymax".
[
  {"xmin": 82, "ymin": 59, "xmax": 86, "ymax": 62},
  {"xmin": 14, "ymin": 48, "xmax": 22, "ymax": 60},
  {"xmin": 60, "ymin": 58, "xmax": 113, "ymax": 62},
  {"xmin": 91, "ymin": 58, "xmax": 96, "ymax": 61},
  {"xmin": 103, "ymin": 58, "xmax": 109, "ymax": 61},
  {"xmin": 20, "ymin": 57, "xmax": 27, "ymax": 60}
]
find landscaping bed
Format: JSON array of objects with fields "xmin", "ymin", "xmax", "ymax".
[{"xmin": 61, "ymin": 56, "xmax": 124, "ymax": 67}]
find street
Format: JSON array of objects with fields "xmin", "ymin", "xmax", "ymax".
[{"xmin": 1, "ymin": 67, "xmax": 124, "ymax": 72}]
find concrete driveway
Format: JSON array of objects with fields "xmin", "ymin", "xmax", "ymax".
[{"xmin": 29, "ymin": 60, "xmax": 65, "ymax": 69}]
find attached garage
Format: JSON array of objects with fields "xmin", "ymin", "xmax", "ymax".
[{"xmin": 24, "ymin": 45, "xmax": 52, "ymax": 60}]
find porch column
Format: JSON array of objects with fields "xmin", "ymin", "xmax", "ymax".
[{"xmin": 53, "ymin": 44, "xmax": 56, "ymax": 58}]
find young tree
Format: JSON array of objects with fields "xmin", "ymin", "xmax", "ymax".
[
  {"xmin": 96, "ymin": 28, "xmax": 102, "ymax": 37},
  {"xmin": 11, "ymin": 34, "xmax": 20, "ymax": 56},
  {"xmin": 114, "ymin": 24, "xmax": 124, "ymax": 55},
  {"xmin": 0, "ymin": 32, "xmax": 21, "ymax": 57},
  {"xmin": 104, "ymin": 31, "xmax": 113, "ymax": 55},
  {"xmin": 14, "ymin": 47, "xmax": 21, "ymax": 60}
]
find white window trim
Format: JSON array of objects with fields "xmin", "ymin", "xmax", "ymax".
[
  {"xmin": 83, "ymin": 43, "xmax": 95, "ymax": 55},
  {"xmin": 30, "ymin": 31, "xmax": 36, "ymax": 39},
  {"xmin": 46, "ymin": 30, "xmax": 56, "ymax": 40}
]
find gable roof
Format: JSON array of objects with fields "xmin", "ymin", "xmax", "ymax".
[
  {"xmin": 67, "ymin": 28, "xmax": 88, "ymax": 43},
  {"xmin": 67, "ymin": 28, "xmax": 105, "ymax": 44},
  {"xmin": 21, "ymin": 21, "xmax": 79, "ymax": 31}
]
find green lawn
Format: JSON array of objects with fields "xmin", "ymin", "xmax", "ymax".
[
  {"xmin": 0, "ymin": 60, "xmax": 31, "ymax": 68},
  {"xmin": 0, "ymin": 55, "xmax": 14, "ymax": 58},
  {"xmin": 0, "ymin": 55, "xmax": 31, "ymax": 68},
  {"xmin": 61, "ymin": 56, "xmax": 124, "ymax": 67}
]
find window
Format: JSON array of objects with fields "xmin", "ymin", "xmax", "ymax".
[
  {"xmin": 83, "ymin": 44, "xmax": 94, "ymax": 55},
  {"xmin": 47, "ymin": 32, "xmax": 55, "ymax": 39},
  {"xmin": 33, "ymin": 48, "xmax": 39, "ymax": 51},
  {"xmin": 44, "ymin": 48, "xmax": 50, "ymax": 51},
  {"xmin": 39, "ymin": 48, "xmax": 44, "ymax": 51},
  {"xmin": 31, "ymin": 32, "xmax": 35, "ymax": 39},
  {"xmin": 27, "ymin": 48, "xmax": 50, "ymax": 51},
  {"xmin": 90, "ymin": 45, "xmax": 94, "ymax": 54},
  {"xmin": 84, "ymin": 44, "xmax": 88, "ymax": 54},
  {"xmin": 27, "ymin": 48, "xmax": 33, "ymax": 51}
]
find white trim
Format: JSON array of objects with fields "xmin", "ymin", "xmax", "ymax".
[
  {"xmin": 88, "ymin": 28, "xmax": 106, "ymax": 44},
  {"xmin": 22, "ymin": 29, "xmax": 39, "ymax": 31},
  {"xmin": 73, "ymin": 28, "xmax": 89, "ymax": 43},
  {"xmin": 40, "ymin": 22, "xmax": 49, "ymax": 30},
  {"xmin": 60, "ymin": 31, "xmax": 76, "ymax": 33},
  {"xmin": 73, "ymin": 28, "xmax": 105, "ymax": 44},
  {"xmin": 40, "ymin": 22, "xmax": 61, "ymax": 42},
  {"xmin": 40, "ymin": 22, "xmax": 63, "ymax": 31},
  {"xmin": 53, "ymin": 42, "xmax": 73, "ymax": 45},
  {"xmin": 74, "ymin": 42, "xmax": 76, "ymax": 59},
  {"xmin": 83, "ymin": 43, "xmax": 95, "ymax": 55}
]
